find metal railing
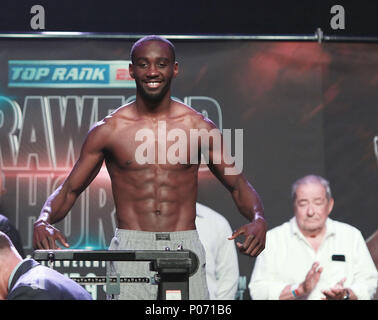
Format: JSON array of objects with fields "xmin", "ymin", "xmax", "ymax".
[{"xmin": 0, "ymin": 29, "xmax": 377, "ymax": 43}]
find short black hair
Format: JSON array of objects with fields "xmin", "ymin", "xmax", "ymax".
[{"xmin": 130, "ymin": 35, "xmax": 176, "ymax": 63}]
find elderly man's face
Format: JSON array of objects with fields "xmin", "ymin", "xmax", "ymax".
[{"xmin": 294, "ymin": 182, "xmax": 334, "ymax": 236}]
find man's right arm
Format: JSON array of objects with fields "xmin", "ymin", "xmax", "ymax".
[{"xmin": 33, "ymin": 121, "xmax": 110, "ymax": 249}]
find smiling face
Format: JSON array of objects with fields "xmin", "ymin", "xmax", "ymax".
[
  {"xmin": 129, "ymin": 40, "xmax": 178, "ymax": 103},
  {"xmin": 294, "ymin": 181, "xmax": 334, "ymax": 236}
]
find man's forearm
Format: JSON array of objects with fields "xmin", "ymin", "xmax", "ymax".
[
  {"xmin": 231, "ymin": 177, "xmax": 264, "ymax": 222},
  {"xmin": 37, "ymin": 185, "xmax": 78, "ymax": 224},
  {"xmin": 279, "ymin": 284, "xmax": 297, "ymax": 300}
]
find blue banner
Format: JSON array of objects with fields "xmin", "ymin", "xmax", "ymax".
[{"xmin": 8, "ymin": 60, "xmax": 136, "ymax": 88}]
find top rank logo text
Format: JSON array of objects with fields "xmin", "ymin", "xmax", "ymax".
[{"xmin": 8, "ymin": 60, "xmax": 135, "ymax": 88}]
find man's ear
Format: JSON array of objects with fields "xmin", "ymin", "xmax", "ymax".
[
  {"xmin": 129, "ymin": 63, "xmax": 134, "ymax": 79},
  {"xmin": 327, "ymin": 197, "xmax": 334, "ymax": 217},
  {"xmin": 173, "ymin": 61, "xmax": 179, "ymax": 78}
]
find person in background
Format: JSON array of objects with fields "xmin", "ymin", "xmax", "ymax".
[
  {"xmin": 195, "ymin": 202, "xmax": 239, "ymax": 299},
  {"xmin": 249, "ymin": 174, "xmax": 377, "ymax": 300},
  {"xmin": 0, "ymin": 231, "xmax": 92, "ymax": 300},
  {"xmin": 0, "ymin": 169, "xmax": 25, "ymax": 258}
]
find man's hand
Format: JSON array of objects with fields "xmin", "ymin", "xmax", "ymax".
[
  {"xmin": 321, "ymin": 278, "xmax": 350, "ymax": 300},
  {"xmin": 296, "ymin": 262, "xmax": 323, "ymax": 297},
  {"xmin": 33, "ymin": 220, "xmax": 69, "ymax": 249},
  {"xmin": 279, "ymin": 262, "xmax": 322, "ymax": 299},
  {"xmin": 228, "ymin": 216, "xmax": 267, "ymax": 257}
]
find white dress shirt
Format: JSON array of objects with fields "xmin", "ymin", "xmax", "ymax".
[
  {"xmin": 195, "ymin": 203, "xmax": 239, "ymax": 300},
  {"xmin": 249, "ymin": 217, "xmax": 377, "ymax": 300}
]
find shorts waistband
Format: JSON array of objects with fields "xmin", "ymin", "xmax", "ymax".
[{"xmin": 114, "ymin": 229, "xmax": 199, "ymax": 241}]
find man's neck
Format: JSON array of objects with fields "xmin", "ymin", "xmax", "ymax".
[
  {"xmin": 135, "ymin": 93, "xmax": 172, "ymax": 117},
  {"xmin": 0, "ymin": 253, "xmax": 22, "ymax": 299},
  {"xmin": 302, "ymin": 227, "xmax": 327, "ymax": 252}
]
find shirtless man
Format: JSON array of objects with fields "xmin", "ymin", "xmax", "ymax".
[{"xmin": 33, "ymin": 35, "xmax": 266, "ymax": 299}]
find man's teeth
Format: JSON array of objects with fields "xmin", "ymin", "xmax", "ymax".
[{"xmin": 147, "ymin": 82, "xmax": 160, "ymax": 88}]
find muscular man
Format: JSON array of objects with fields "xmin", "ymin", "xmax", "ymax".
[{"xmin": 33, "ymin": 35, "xmax": 266, "ymax": 299}]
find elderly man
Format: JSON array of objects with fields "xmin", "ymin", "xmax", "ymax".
[{"xmin": 249, "ymin": 174, "xmax": 377, "ymax": 300}]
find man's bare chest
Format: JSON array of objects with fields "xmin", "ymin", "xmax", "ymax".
[{"xmin": 106, "ymin": 122, "xmax": 202, "ymax": 170}]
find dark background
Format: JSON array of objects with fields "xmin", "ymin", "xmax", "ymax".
[
  {"xmin": 0, "ymin": 0, "xmax": 377, "ymax": 37},
  {"xmin": 0, "ymin": 0, "xmax": 377, "ymax": 301}
]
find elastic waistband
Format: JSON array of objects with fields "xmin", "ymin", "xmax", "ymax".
[{"xmin": 114, "ymin": 229, "xmax": 199, "ymax": 241}]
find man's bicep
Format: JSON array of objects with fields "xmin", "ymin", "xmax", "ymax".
[
  {"xmin": 206, "ymin": 159, "xmax": 241, "ymax": 193},
  {"xmin": 63, "ymin": 125, "xmax": 107, "ymax": 193},
  {"xmin": 67, "ymin": 152, "xmax": 104, "ymax": 193}
]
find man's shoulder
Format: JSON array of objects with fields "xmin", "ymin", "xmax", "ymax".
[
  {"xmin": 171, "ymin": 100, "xmax": 202, "ymax": 118},
  {"xmin": 171, "ymin": 100, "xmax": 217, "ymax": 129},
  {"xmin": 18, "ymin": 263, "xmax": 77, "ymax": 289},
  {"xmin": 87, "ymin": 104, "xmax": 136, "ymax": 136},
  {"xmin": 330, "ymin": 218, "xmax": 363, "ymax": 235},
  {"xmin": 101, "ymin": 103, "xmax": 137, "ymax": 125},
  {"xmin": 9, "ymin": 267, "xmax": 90, "ymax": 300}
]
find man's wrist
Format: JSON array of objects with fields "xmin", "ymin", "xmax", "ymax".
[
  {"xmin": 34, "ymin": 211, "xmax": 53, "ymax": 225},
  {"xmin": 34, "ymin": 218, "xmax": 50, "ymax": 226},
  {"xmin": 290, "ymin": 284, "xmax": 302, "ymax": 299},
  {"xmin": 291, "ymin": 283, "xmax": 306, "ymax": 299},
  {"xmin": 253, "ymin": 212, "xmax": 265, "ymax": 222},
  {"xmin": 343, "ymin": 288, "xmax": 350, "ymax": 300}
]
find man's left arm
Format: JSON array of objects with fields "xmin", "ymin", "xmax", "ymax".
[
  {"xmin": 224, "ymin": 174, "xmax": 266, "ymax": 257},
  {"xmin": 322, "ymin": 230, "xmax": 377, "ymax": 300},
  {"xmin": 321, "ymin": 278, "xmax": 358, "ymax": 300},
  {"xmin": 201, "ymin": 118, "xmax": 267, "ymax": 257}
]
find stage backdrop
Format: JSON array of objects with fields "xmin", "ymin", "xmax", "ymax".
[{"xmin": 0, "ymin": 38, "xmax": 377, "ymax": 300}]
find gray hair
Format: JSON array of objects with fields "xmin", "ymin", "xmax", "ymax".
[{"xmin": 291, "ymin": 174, "xmax": 332, "ymax": 201}]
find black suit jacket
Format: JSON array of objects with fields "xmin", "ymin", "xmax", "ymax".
[{"xmin": 7, "ymin": 259, "xmax": 92, "ymax": 300}]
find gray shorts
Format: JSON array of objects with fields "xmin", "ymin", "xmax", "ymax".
[{"xmin": 106, "ymin": 229, "xmax": 209, "ymax": 300}]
